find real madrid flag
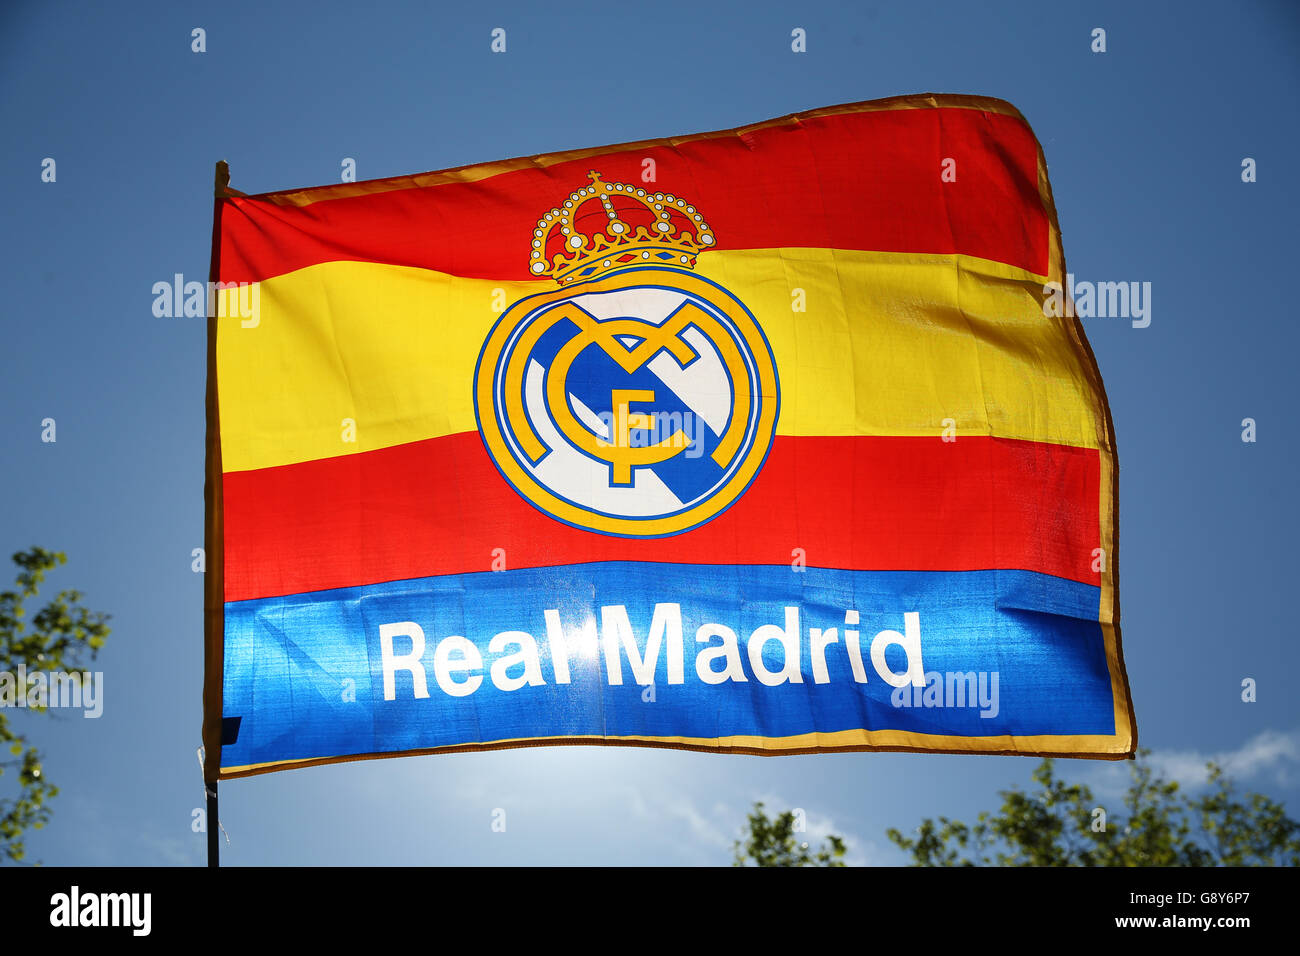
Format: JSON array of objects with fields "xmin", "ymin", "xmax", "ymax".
[{"xmin": 202, "ymin": 94, "xmax": 1135, "ymax": 780}]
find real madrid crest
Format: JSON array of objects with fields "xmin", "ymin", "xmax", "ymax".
[{"xmin": 475, "ymin": 171, "xmax": 780, "ymax": 537}]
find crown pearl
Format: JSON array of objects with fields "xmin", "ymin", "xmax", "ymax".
[{"xmin": 530, "ymin": 170, "xmax": 715, "ymax": 284}]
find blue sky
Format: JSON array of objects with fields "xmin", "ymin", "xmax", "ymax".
[{"xmin": 1, "ymin": 0, "xmax": 1297, "ymax": 865}]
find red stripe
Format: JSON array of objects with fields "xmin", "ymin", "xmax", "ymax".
[
  {"xmin": 222, "ymin": 433, "xmax": 1098, "ymax": 603},
  {"xmin": 219, "ymin": 107, "xmax": 1047, "ymax": 285}
]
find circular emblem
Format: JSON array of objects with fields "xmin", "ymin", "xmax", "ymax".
[{"xmin": 475, "ymin": 265, "xmax": 779, "ymax": 537}]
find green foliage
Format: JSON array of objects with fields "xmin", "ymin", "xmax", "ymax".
[
  {"xmin": 886, "ymin": 751, "xmax": 1300, "ymax": 867},
  {"xmin": 732, "ymin": 801, "xmax": 846, "ymax": 866},
  {"xmin": 0, "ymin": 548, "xmax": 110, "ymax": 864}
]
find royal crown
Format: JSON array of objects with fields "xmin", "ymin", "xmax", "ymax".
[{"xmin": 529, "ymin": 171, "xmax": 716, "ymax": 285}]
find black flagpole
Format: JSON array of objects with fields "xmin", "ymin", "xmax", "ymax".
[
  {"xmin": 204, "ymin": 161, "xmax": 241, "ymax": 869},
  {"xmin": 206, "ymin": 779, "xmax": 219, "ymax": 867}
]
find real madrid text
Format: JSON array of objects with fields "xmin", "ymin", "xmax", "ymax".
[{"xmin": 375, "ymin": 604, "xmax": 930, "ymax": 700}]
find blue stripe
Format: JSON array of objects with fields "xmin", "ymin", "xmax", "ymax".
[{"xmin": 221, "ymin": 564, "xmax": 1112, "ymax": 769}]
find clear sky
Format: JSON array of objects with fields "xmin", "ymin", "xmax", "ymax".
[{"xmin": 1, "ymin": 0, "xmax": 1297, "ymax": 865}]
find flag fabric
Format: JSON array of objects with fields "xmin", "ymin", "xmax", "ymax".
[{"xmin": 202, "ymin": 93, "xmax": 1135, "ymax": 780}]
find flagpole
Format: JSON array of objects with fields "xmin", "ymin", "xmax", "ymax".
[
  {"xmin": 206, "ymin": 780, "xmax": 219, "ymax": 867},
  {"xmin": 204, "ymin": 161, "xmax": 240, "ymax": 868}
]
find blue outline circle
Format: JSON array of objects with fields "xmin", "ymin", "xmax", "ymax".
[{"xmin": 473, "ymin": 265, "xmax": 782, "ymax": 539}]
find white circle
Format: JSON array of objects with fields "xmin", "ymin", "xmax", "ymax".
[{"xmin": 569, "ymin": 235, "xmax": 583, "ymax": 248}]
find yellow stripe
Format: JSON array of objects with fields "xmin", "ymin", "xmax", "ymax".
[
  {"xmin": 217, "ymin": 250, "xmax": 1099, "ymax": 473},
  {"xmin": 220, "ymin": 726, "xmax": 1132, "ymax": 778}
]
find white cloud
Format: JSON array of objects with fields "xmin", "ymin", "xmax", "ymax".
[
  {"xmin": 1082, "ymin": 728, "xmax": 1300, "ymax": 799},
  {"xmin": 617, "ymin": 785, "xmax": 732, "ymax": 863},
  {"xmin": 1145, "ymin": 728, "xmax": 1300, "ymax": 790}
]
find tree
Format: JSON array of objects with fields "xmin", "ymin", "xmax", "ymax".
[
  {"xmin": 0, "ymin": 548, "xmax": 110, "ymax": 864},
  {"xmin": 886, "ymin": 752, "xmax": 1300, "ymax": 866},
  {"xmin": 732, "ymin": 801, "xmax": 846, "ymax": 866}
]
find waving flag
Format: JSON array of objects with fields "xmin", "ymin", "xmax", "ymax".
[{"xmin": 202, "ymin": 93, "xmax": 1134, "ymax": 780}]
